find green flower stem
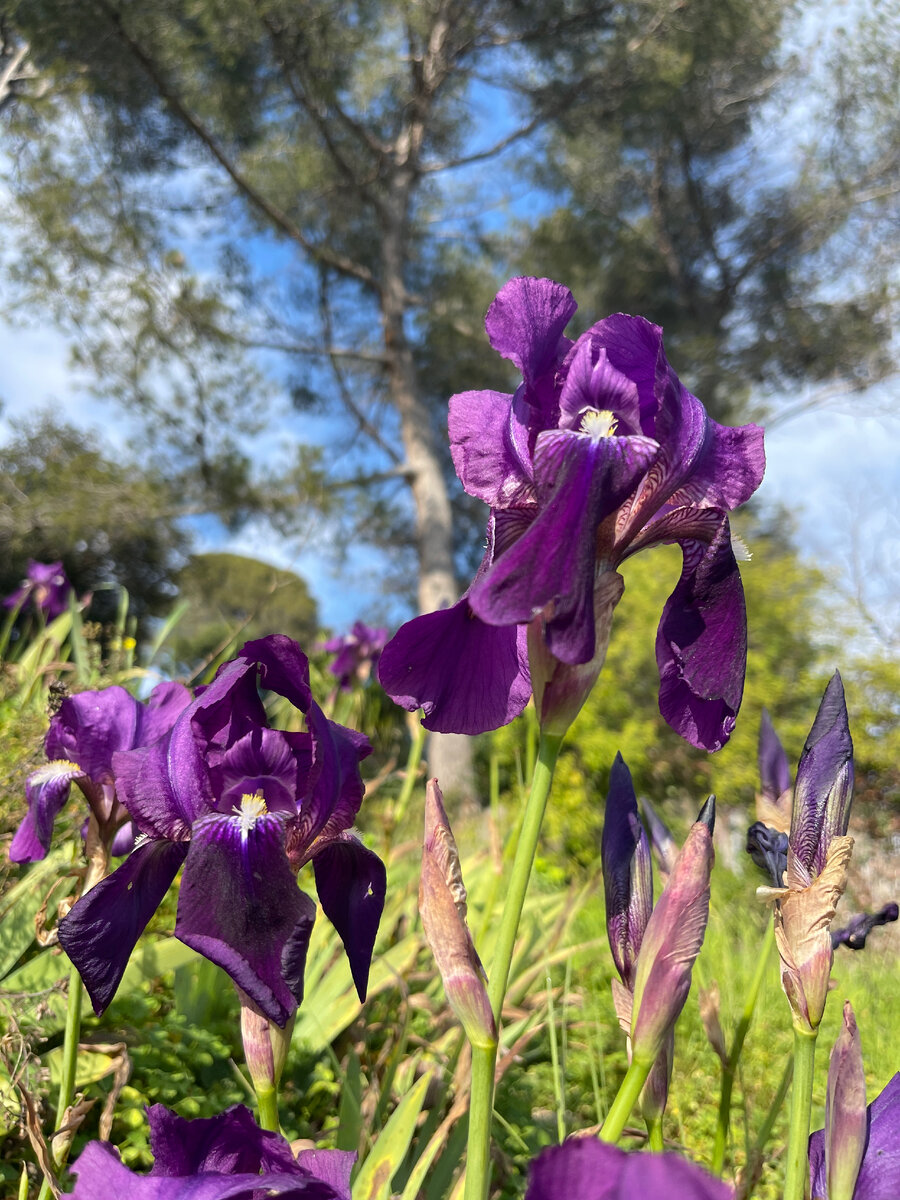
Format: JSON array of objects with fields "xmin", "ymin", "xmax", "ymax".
[
  {"xmin": 598, "ymin": 1054, "xmax": 654, "ymax": 1144},
  {"xmin": 36, "ymin": 956, "xmax": 85, "ymax": 1200},
  {"xmin": 464, "ymin": 732, "xmax": 563, "ymax": 1200},
  {"xmin": 784, "ymin": 1025, "xmax": 818, "ymax": 1200},
  {"xmin": 646, "ymin": 1113, "xmax": 664, "ymax": 1152},
  {"xmin": 255, "ymin": 1085, "xmax": 280, "ymax": 1133},
  {"xmin": 711, "ymin": 917, "xmax": 777, "ymax": 1172},
  {"xmin": 393, "ymin": 716, "xmax": 427, "ymax": 828}
]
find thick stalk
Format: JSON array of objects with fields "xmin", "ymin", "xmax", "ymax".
[
  {"xmin": 464, "ymin": 732, "xmax": 563, "ymax": 1200},
  {"xmin": 784, "ymin": 1025, "xmax": 818, "ymax": 1200},
  {"xmin": 712, "ymin": 917, "xmax": 777, "ymax": 1172},
  {"xmin": 599, "ymin": 1054, "xmax": 655, "ymax": 1144},
  {"xmin": 255, "ymin": 1086, "xmax": 280, "ymax": 1133},
  {"xmin": 646, "ymin": 1113, "xmax": 664, "ymax": 1152}
]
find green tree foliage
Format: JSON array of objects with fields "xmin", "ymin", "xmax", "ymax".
[
  {"xmin": 0, "ymin": 416, "xmax": 189, "ymax": 623},
  {"xmin": 167, "ymin": 552, "xmax": 318, "ymax": 673},
  {"xmin": 518, "ymin": 0, "xmax": 900, "ymax": 421}
]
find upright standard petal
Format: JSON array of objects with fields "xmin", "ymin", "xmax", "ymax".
[
  {"xmin": 484, "ymin": 276, "xmax": 576, "ymax": 386},
  {"xmin": 58, "ymin": 840, "xmax": 189, "ymax": 1014},
  {"xmin": 449, "ymin": 388, "xmax": 527, "ymax": 508}
]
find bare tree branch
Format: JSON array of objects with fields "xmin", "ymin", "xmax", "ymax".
[{"xmin": 97, "ymin": 0, "xmax": 381, "ymax": 294}]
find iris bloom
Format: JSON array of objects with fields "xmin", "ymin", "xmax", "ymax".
[
  {"xmin": 808, "ymin": 1004, "xmax": 900, "ymax": 1200},
  {"xmin": 763, "ymin": 673, "xmax": 855, "ymax": 1032},
  {"xmin": 10, "ymin": 681, "xmax": 192, "ymax": 864},
  {"xmin": 58, "ymin": 635, "xmax": 386, "ymax": 1027},
  {"xmin": 321, "ymin": 621, "xmax": 388, "ymax": 691},
  {"xmin": 379, "ymin": 276, "xmax": 764, "ymax": 749},
  {"xmin": 69, "ymin": 1102, "xmax": 354, "ymax": 1199},
  {"xmin": 3, "ymin": 559, "xmax": 72, "ymax": 620},
  {"xmin": 526, "ymin": 1137, "xmax": 730, "ymax": 1199}
]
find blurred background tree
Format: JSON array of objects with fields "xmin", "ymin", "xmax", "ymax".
[
  {"xmin": 0, "ymin": 0, "xmax": 897, "ymax": 792},
  {"xmin": 166, "ymin": 551, "xmax": 318, "ymax": 674},
  {"xmin": 0, "ymin": 416, "xmax": 189, "ymax": 625}
]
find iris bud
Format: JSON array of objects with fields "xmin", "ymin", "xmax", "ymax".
[{"xmin": 419, "ymin": 780, "xmax": 496, "ymax": 1050}]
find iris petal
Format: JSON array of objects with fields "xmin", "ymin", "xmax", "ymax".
[
  {"xmin": 58, "ymin": 840, "xmax": 188, "ymax": 1014},
  {"xmin": 175, "ymin": 811, "xmax": 315, "ymax": 1027}
]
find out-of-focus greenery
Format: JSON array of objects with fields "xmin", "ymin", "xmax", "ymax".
[
  {"xmin": 0, "ymin": 417, "xmax": 190, "ymax": 626},
  {"xmin": 491, "ymin": 519, "xmax": 900, "ymax": 871},
  {"xmin": 166, "ymin": 552, "xmax": 318, "ymax": 676}
]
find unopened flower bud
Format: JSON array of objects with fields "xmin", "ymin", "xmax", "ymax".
[
  {"xmin": 699, "ymin": 982, "xmax": 728, "ymax": 1066},
  {"xmin": 775, "ymin": 836, "xmax": 853, "ymax": 1032},
  {"xmin": 791, "ymin": 672, "xmax": 853, "ymax": 877},
  {"xmin": 420, "ymin": 780, "xmax": 496, "ymax": 1049},
  {"xmin": 237, "ymin": 987, "xmax": 294, "ymax": 1096},
  {"xmin": 640, "ymin": 797, "xmax": 679, "ymax": 880},
  {"xmin": 629, "ymin": 800, "xmax": 715, "ymax": 1064},
  {"xmin": 602, "ymin": 754, "xmax": 653, "ymax": 991},
  {"xmin": 823, "ymin": 1002, "xmax": 868, "ymax": 1200},
  {"xmin": 756, "ymin": 707, "xmax": 793, "ymax": 832}
]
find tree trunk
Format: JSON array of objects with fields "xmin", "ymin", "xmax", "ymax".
[{"xmin": 380, "ymin": 184, "xmax": 474, "ymax": 801}]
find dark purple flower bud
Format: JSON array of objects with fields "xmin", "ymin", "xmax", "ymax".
[
  {"xmin": 602, "ymin": 753, "xmax": 653, "ymax": 992},
  {"xmin": 746, "ymin": 821, "xmax": 789, "ymax": 887},
  {"xmin": 419, "ymin": 780, "xmax": 496, "ymax": 1049},
  {"xmin": 69, "ymin": 1102, "xmax": 354, "ymax": 1198},
  {"xmin": 832, "ymin": 903, "xmax": 898, "ymax": 951},
  {"xmin": 641, "ymin": 797, "xmax": 679, "ymax": 880},
  {"xmin": 759, "ymin": 707, "xmax": 792, "ymax": 803},
  {"xmin": 629, "ymin": 800, "xmax": 715, "ymax": 1064},
  {"xmin": 380, "ymin": 277, "xmax": 765, "ymax": 750},
  {"xmin": 810, "ymin": 1070, "xmax": 900, "ymax": 1200},
  {"xmin": 791, "ymin": 672, "xmax": 854, "ymax": 878},
  {"xmin": 4, "ymin": 559, "xmax": 72, "ymax": 620},
  {"xmin": 526, "ymin": 1137, "xmax": 731, "ymax": 1199}
]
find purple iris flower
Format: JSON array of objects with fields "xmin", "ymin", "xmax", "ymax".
[
  {"xmin": 832, "ymin": 903, "xmax": 898, "ymax": 951},
  {"xmin": 3, "ymin": 559, "xmax": 73, "ymax": 620},
  {"xmin": 69, "ymin": 1102, "xmax": 354, "ymax": 1199},
  {"xmin": 379, "ymin": 276, "xmax": 765, "ymax": 750},
  {"xmin": 320, "ymin": 621, "xmax": 388, "ymax": 691},
  {"xmin": 9, "ymin": 681, "xmax": 192, "ymax": 864},
  {"xmin": 526, "ymin": 1138, "xmax": 730, "ymax": 1199},
  {"xmin": 809, "ymin": 1074, "xmax": 900, "ymax": 1200},
  {"xmin": 57, "ymin": 635, "xmax": 386, "ymax": 1028}
]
